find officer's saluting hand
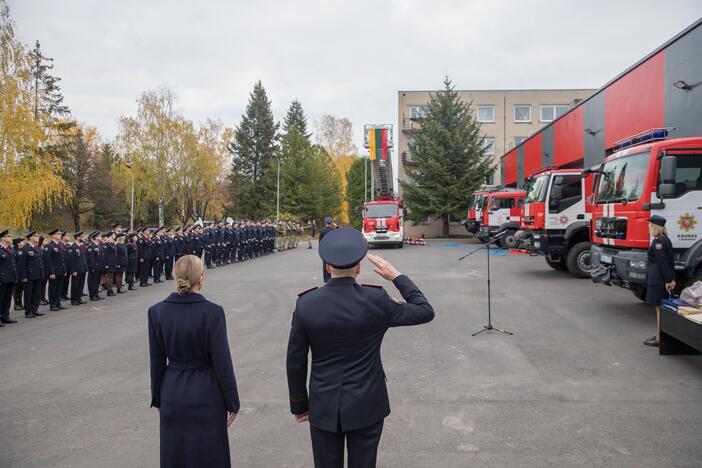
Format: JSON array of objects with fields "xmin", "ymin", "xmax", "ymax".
[{"xmin": 286, "ymin": 228, "xmax": 434, "ymax": 468}]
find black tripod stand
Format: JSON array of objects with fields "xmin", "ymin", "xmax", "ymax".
[{"xmin": 458, "ymin": 232, "xmax": 513, "ymax": 336}]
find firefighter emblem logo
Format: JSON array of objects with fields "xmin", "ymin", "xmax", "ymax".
[
  {"xmin": 559, "ymin": 215, "xmax": 569, "ymax": 225},
  {"xmin": 678, "ymin": 213, "xmax": 697, "ymax": 232}
]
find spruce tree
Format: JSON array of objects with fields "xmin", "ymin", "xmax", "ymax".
[
  {"xmin": 283, "ymin": 99, "xmax": 310, "ymax": 139},
  {"xmin": 29, "ymin": 40, "xmax": 70, "ymax": 123},
  {"xmin": 228, "ymin": 81, "xmax": 279, "ymax": 219},
  {"xmin": 399, "ymin": 77, "xmax": 496, "ymax": 237}
]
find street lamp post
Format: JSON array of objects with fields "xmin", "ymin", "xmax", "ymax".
[
  {"xmin": 276, "ymin": 157, "xmax": 281, "ymax": 222},
  {"xmin": 364, "ymin": 156, "xmax": 368, "ymax": 203},
  {"xmin": 126, "ymin": 159, "xmax": 135, "ymax": 230}
]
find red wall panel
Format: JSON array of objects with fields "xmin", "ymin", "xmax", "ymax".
[
  {"xmin": 503, "ymin": 150, "xmax": 516, "ymax": 186},
  {"xmin": 523, "ymin": 132, "xmax": 542, "ymax": 178},
  {"xmin": 553, "ymin": 105, "xmax": 584, "ymax": 167},
  {"xmin": 604, "ymin": 51, "xmax": 665, "ymax": 149}
]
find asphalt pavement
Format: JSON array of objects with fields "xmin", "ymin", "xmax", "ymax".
[{"xmin": 1, "ymin": 239, "xmax": 701, "ymax": 468}]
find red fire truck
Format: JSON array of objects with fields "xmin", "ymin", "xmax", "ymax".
[
  {"xmin": 520, "ymin": 168, "xmax": 594, "ymax": 277},
  {"xmin": 590, "ymin": 129, "xmax": 702, "ymax": 299},
  {"xmin": 477, "ymin": 189, "xmax": 526, "ymax": 248},
  {"xmin": 361, "ymin": 124, "xmax": 405, "ymax": 248},
  {"xmin": 464, "ymin": 187, "xmax": 498, "ymax": 234}
]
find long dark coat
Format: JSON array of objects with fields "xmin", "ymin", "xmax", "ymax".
[{"xmin": 148, "ymin": 292, "xmax": 240, "ymax": 468}]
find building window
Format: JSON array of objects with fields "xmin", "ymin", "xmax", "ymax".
[
  {"xmin": 409, "ymin": 105, "xmax": 428, "ymax": 119},
  {"xmin": 476, "ymin": 105, "xmax": 495, "ymax": 123},
  {"xmin": 484, "ymin": 171, "xmax": 495, "ymax": 185},
  {"xmin": 540, "ymin": 105, "xmax": 570, "ymax": 122},
  {"xmin": 514, "ymin": 137, "xmax": 527, "ymax": 146},
  {"xmin": 481, "ymin": 137, "xmax": 495, "ymax": 156},
  {"xmin": 514, "ymin": 105, "xmax": 531, "ymax": 122}
]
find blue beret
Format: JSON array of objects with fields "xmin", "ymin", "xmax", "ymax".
[
  {"xmin": 650, "ymin": 215, "xmax": 666, "ymax": 227},
  {"xmin": 319, "ymin": 228, "xmax": 368, "ymax": 269}
]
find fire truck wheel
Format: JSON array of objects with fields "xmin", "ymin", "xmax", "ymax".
[
  {"xmin": 566, "ymin": 242, "xmax": 593, "ymax": 278},
  {"xmin": 545, "ymin": 257, "xmax": 567, "ymax": 271},
  {"xmin": 499, "ymin": 230, "xmax": 517, "ymax": 249}
]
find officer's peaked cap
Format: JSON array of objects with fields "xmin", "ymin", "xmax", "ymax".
[
  {"xmin": 25, "ymin": 230, "xmax": 37, "ymax": 239},
  {"xmin": 650, "ymin": 215, "xmax": 666, "ymax": 227},
  {"xmin": 73, "ymin": 231, "xmax": 83, "ymax": 237},
  {"xmin": 48, "ymin": 229, "xmax": 60, "ymax": 236},
  {"xmin": 319, "ymin": 228, "xmax": 368, "ymax": 269},
  {"xmin": 0, "ymin": 229, "xmax": 9, "ymax": 238}
]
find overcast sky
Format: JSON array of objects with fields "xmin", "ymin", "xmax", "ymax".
[{"xmin": 10, "ymin": 0, "xmax": 702, "ymax": 154}]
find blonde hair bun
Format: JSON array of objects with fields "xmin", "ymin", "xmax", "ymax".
[{"xmin": 173, "ymin": 255, "xmax": 204, "ymax": 294}]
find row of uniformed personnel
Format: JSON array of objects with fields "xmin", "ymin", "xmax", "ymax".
[{"xmin": 0, "ymin": 220, "xmax": 288, "ymax": 327}]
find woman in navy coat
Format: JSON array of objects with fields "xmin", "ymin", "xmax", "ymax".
[{"xmin": 148, "ymin": 254, "xmax": 239, "ymax": 468}]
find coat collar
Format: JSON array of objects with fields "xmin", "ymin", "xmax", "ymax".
[
  {"xmin": 163, "ymin": 292, "xmax": 208, "ymax": 303},
  {"xmin": 325, "ymin": 276, "xmax": 358, "ymax": 286}
]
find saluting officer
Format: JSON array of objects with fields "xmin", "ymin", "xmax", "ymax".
[
  {"xmin": 67, "ymin": 231, "xmax": 88, "ymax": 306},
  {"xmin": 643, "ymin": 215, "xmax": 676, "ymax": 348},
  {"xmin": 60, "ymin": 231, "xmax": 71, "ymax": 301},
  {"xmin": 44, "ymin": 229, "xmax": 66, "ymax": 311},
  {"xmin": 86, "ymin": 231, "xmax": 106, "ymax": 301},
  {"xmin": 126, "ymin": 233, "xmax": 139, "ymax": 290},
  {"xmin": 115, "ymin": 232, "xmax": 128, "ymax": 293},
  {"xmin": 164, "ymin": 228, "xmax": 175, "ymax": 280},
  {"xmin": 286, "ymin": 228, "xmax": 435, "ymax": 468},
  {"xmin": 17, "ymin": 230, "xmax": 45, "ymax": 318},
  {"xmin": 138, "ymin": 229, "xmax": 153, "ymax": 287},
  {"xmin": 12, "ymin": 237, "xmax": 25, "ymax": 311},
  {"xmin": 0, "ymin": 229, "xmax": 18, "ymax": 325},
  {"xmin": 152, "ymin": 228, "xmax": 165, "ymax": 283}
]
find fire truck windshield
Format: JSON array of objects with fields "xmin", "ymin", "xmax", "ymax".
[
  {"xmin": 365, "ymin": 203, "xmax": 397, "ymax": 218},
  {"xmin": 596, "ymin": 151, "xmax": 649, "ymax": 204},
  {"xmin": 526, "ymin": 175, "xmax": 549, "ymax": 202}
]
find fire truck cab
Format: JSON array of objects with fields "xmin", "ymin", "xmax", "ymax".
[
  {"xmin": 520, "ymin": 168, "xmax": 594, "ymax": 277},
  {"xmin": 363, "ymin": 198, "xmax": 404, "ymax": 248},
  {"xmin": 464, "ymin": 187, "xmax": 497, "ymax": 234},
  {"xmin": 477, "ymin": 189, "xmax": 526, "ymax": 248},
  {"xmin": 590, "ymin": 130, "xmax": 702, "ymax": 299}
]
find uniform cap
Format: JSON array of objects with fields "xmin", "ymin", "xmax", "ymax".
[
  {"xmin": 25, "ymin": 230, "xmax": 37, "ymax": 239},
  {"xmin": 115, "ymin": 232, "xmax": 125, "ymax": 238},
  {"xmin": 89, "ymin": 231, "xmax": 100, "ymax": 239},
  {"xmin": 318, "ymin": 228, "xmax": 368, "ymax": 269},
  {"xmin": 12, "ymin": 237, "xmax": 22, "ymax": 245},
  {"xmin": 73, "ymin": 231, "xmax": 83, "ymax": 238},
  {"xmin": 650, "ymin": 215, "xmax": 666, "ymax": 227},
  {"xmin": 61, "ymin": 231, "xmax": 68, "ymax": 237},
  {"xmin": 103, "ymin": 231, "xmax": 113, "ymax": 237},
  {"xmin": 324, "ymin": 216, "xmax": 333, "ymax": 225},
  {"xmin": 112, "ymin": 223, "xmax": 121, "ymax": 229},
  {"xmin": 48, "ymin": 229, "xmax": 60, "ymax": 236},
  {"xmin": 0, "ymin": 229, "xmax": 9, "ymax": 238}
]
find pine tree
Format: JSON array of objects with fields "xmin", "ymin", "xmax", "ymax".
[
  {"xmin": 283, "ymin": 99, "xmax": 310, "ymax": 139},
  {"xmin": 346, "ymin": 157, "xmax": 371, "ymax": 229},
  {"xmin": 399, "ymin": 77, "xmax": 496, "ymax": 237},
  {"xmin": 29, "ymin": 40, "xmax": 70, "ymax": 123},
  {"xmin": 228, "ymin": 81, "xmax": 279, "ymax": 219}
]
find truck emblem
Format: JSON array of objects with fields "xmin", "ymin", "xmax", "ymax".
[
  {"xmin": 678, "ymin": 213, "xmax": 697, "ymax": 232},
  {"xmin": 559, "ymin": 215, "xmax": 569, "ymax": 225}
]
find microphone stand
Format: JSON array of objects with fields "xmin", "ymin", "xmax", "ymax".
[{"xmin": 458, "ymin": 232, "xmax": 513, "ymax": 336}]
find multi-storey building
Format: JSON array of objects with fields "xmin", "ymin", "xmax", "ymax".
[{"xmin": 398, "ymin": 88, "xmax": 596, "ymax": 237}]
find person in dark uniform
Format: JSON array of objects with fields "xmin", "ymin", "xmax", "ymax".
[
  {"xmin": 37, "ymin": 235, "xmax": 49, "ymax": 306},
  {"xmin": 12, "ymin": 237, "xmax": 25, "ymax": 311},
  {"xmin": 60, "ymin": 231, "xmax": 71, "ymax": 301},
  {"xmin": 286, "ymin": 228, "xmax": 435, "ymax": 468},
  {"xmin": 17, "ymin": 230, "xmax": 45, "ymax": 318},
  {"xmin": 152, "ymin": 228, "xmax": 165, "ymax": 283},
  {"xmin": 102, "ymin": 231, "xmax": 116, "ymax": 296},
  {"xmin": 126, "ymin": 233, "xmax": 139, "ymax": 290},
  {"xmin": 86, "ymin": 231, "xmax": 106, "ymax": 301},
  {"xmin": 115, "ymin": 233, "xmax": 128, "ymax": 293},
  {"xmin": 643, "ymin": 215, "xmax": 676, "ymax": 348},
  {"xmin": 139, "ymin": 229, "xmax": 153, "ymax": 287},
  {"xmin": 318, "ymin": 217, "xmax": 336, "ymax": 283},
  {"xmin": 148, "ymin": 255, "xmax": 240, "ymax": 468},
  {"xmin": 43, "ymin": 229, "xmax": 66, "ymax": 311},
  {"xmin": 0, "ymin": 229, "xmax": 18, "ymax": 325},
  {"xmin": 164, "ymin": 228, "xmax": 175, "ymax": 280},
  {"xmin": 67, "ymin": 231, "xmax": 88, "ymax": 306}
]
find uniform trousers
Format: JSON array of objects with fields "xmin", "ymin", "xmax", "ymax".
[
  {"xmin": 23, "ymin": 279, "xmax": 41, "ymax": 314},
  {"xmin": 310, "ymin": 420, "xmax": 384, "ymax": 468},
  {"xmin": 102, "ymin": 270, "xmax": 114, "ymax": 292},
  {"xmin": 88, "ymin": 271, "xmax": 102, "ymax": 298},
  {"xmin": 113, "ymin": 270, "xmax": 124, "ymax": 289},
  {"xmin": 139, "ymin": 260, "xmax": 151, "ymax": 284},
  {"xmin": 0, "ymin": 282, "xmax": 14, "ymax": 320},
  {"xmin": 70, "ymin": 273, "xmax": 85, "ymax": 301},
  {"xmin": 61, "ymin": 273, "xmax": 69, "ymax": 298},
  {"xmin": 48, "ymin": 276, "xmax": 64, "ymax": 307},
  {"xmin": 152, "ymin": 259, "xmax": 162, "ymax": 281},
  {"xmin": 164, "ymin": 257, "xmax": 173, "ymax": 279},
  {"xmin": 13, "ymin": 282, "xmax": 23, "ymax": 307}
]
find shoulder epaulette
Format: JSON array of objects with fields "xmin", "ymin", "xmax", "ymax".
[
  {"xmin": 362, "ymin": 283, "xmax": 384, "ymax": 289},
  {"xmin": 298, "ymin": 286, "xmax": 318, "ymax": 297}
]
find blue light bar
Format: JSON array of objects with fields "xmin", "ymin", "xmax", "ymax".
[{"xmin": 612, "ymin": 127, "xmax": 675, "ymax": 152}]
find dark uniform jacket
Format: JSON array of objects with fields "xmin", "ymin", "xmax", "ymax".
[
  {"xmin": 127, "ymin": 242, "xmax": 139, "ymax": 272},
  {"xmin": 647, "ymin": 235, "xmax": 675, "ymax": 286},
  {"xmin": 116, "ymin": 243, "xmax": 128, "ymax": 269},
  {"xmin": 0, "ymin": 244, "xmax": 17, "ymax": 284},
  {"xmin": 103, "ymin": 242, "xmax": 116, "ymax": 271},
  {"xmin": 86, "ymin": 241, "xmax": 106, "ymax": 272},
  {"xmin": 18, "ymin": 243, "xmax": 43, "ymax": 281},
  {"xmin": 286, "ymin": 274, "xmax": 435, "ymax": 432},
  {"xmin": 67, "ymin": 242, "xmax": 88, "ymax": 275},
  {"xmin": 152, "ymin": 237, "xmax": 164, "ymax": 260},
  {"xmin": 43, "ymin": 240, "xmax": 66, "ymax": 277}
]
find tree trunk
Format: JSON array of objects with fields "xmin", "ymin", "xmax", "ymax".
[
  {"xmin": 158, "ymin": 201, "xmax": 164, "ymax": 227},
  {"xmin": 442, "ymin": 216, "xmax": 450, "ymax": 238}
]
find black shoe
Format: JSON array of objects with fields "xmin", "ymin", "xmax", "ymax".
[
  {"xmin": 154, "ymin": 279, "xmax": 162, "ymax": 283},
  {"xmin": 78, "ymin": 299, "xmax": 87, "ymax": 304},
  {"xmin": 33, "ymin": 311, "xmax": 44, "ymax": 316},
  {"xmin": 14, "ymin": 304, "xmax": 24, "ymax": 311},
  {"xmin": 166, "ymin": 276, "xmax": 174, "ymax": 280},
  {"xmin": 40, "ymin": 300, "xmax": 49, "ymax": 306},
  {"xmin": 50, "ymin": 306, "xmax": 60, "ymax": 312},
  {"xmin": 643, "ymin": 337, "xmax": 660, "ymax": 347},
  {"xmin": 117, "ymin": 289, "xmax": 125, "ymax": 294},
  {"xmin": 90, "ymin": 296, "xmax": 99, "ymax": 302},
  {"xmin": 143, "ymin": 283, "xmax": 151, "ymax": 287},
  {"xmin": 1, "ymin": 318, "xmax": 17, "ymax": 324},
  {"xmin": 58, "ymin": 305, "xmax": 67, "ymax": 310},
  {"xmin": 71, "ymin": 301, "xmax": 80, "ymax": 306},
  {"xmin": 25, "ymin": 313, "xmax": 36, "ymax": 318},
  {"xmin": 128, "ymin": 286, "xmax": 136, "ymax": 291},
  {"xmin": 207, "ymin": 266, "xmax": 215, "ymax": 270},
  {"xmin": 61, "ymin": 295, "xmax": 69, "ymax": 300}
]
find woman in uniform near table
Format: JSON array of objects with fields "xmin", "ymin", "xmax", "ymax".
[
  {"xmin": 643, "ymin": 215, "xmax": 676, "ymax": 348},
  {"xmin": 148, "ymin": 254, "xmax": 240, "ymax": 468}
]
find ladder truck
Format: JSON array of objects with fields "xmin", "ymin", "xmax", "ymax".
[{"xmin": 362, "ymin": 124, "xmax": 404, "ymax": 248}]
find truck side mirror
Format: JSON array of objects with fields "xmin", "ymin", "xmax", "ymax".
[
  {"xmin": 658, "ymin": 183, "xmax": 676, "ymax": 198},
  {"xmin": 660, "ymin": 155, "xmax": 677, "ymax": 183}
]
